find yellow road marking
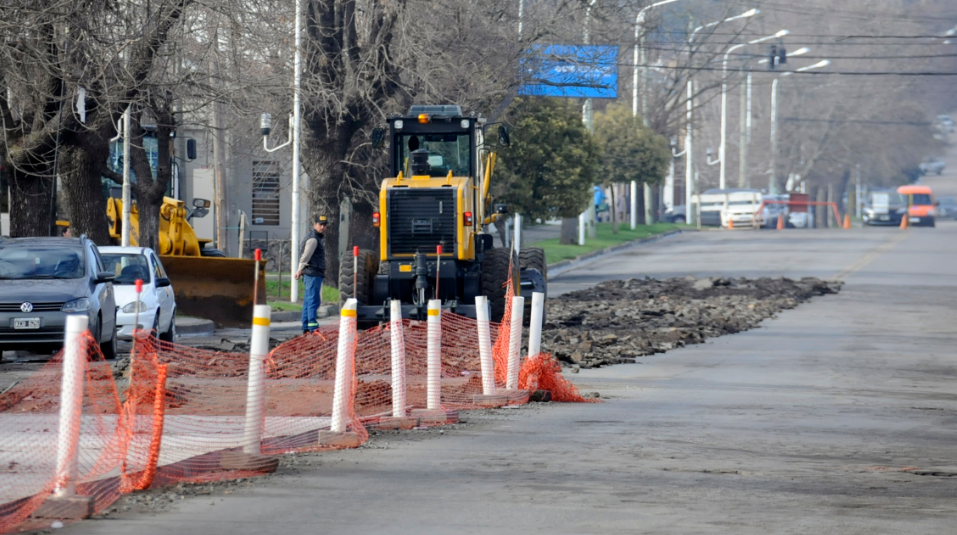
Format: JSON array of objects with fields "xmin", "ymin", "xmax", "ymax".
[{"xmin": 830, "ymin": 231, "xmax": 908, "ymax": 281}]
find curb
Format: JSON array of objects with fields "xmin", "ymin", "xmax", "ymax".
[
  {"xmin": 174, "ymin": 317, "xmax": 215, "ymax": 335},
  {"xmin": 270, "ymin": 305, "xmax": 339, "ymax": 323},
  {"xmin": 547, "ymin": 229, "xmax": 687, "ymax": 277}
]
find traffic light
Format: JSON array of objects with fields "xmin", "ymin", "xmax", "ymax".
[
  {"xmin": 778, "ymin": 45, "xmax": 787, "ymax": 65},
  {"xmin": 768, "ymin": 45, "xmax": 778, "ymax": 70}
]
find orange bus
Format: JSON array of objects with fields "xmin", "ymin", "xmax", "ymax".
[{"xmin": 897, "ymin": 185, "xmax": 937, "ymax": 227}]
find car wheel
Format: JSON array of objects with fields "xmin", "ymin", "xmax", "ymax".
[
  {"xmin": 160, "ymin": 308, "xmax": 176, "ymax": 343},
  {"xmin": 674, "ymin": 216, "xmax": 686, "ymax": 224},
  {"xmin": 98, "ymin": 316, "xmax": 118, "ymax": 360},
  {"xmin": 150, "ymin": 311, "xmax": 160, "ymax": 338}
]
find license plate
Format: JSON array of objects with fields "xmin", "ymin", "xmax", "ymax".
[
  {"xmin": 13, "ymin": 318, "xmax": 40, "ymax": 329},
  {"xmin": 910, "ymin": 217, "xmax": 920, "ymax": 223},
  {"xmin": 879, "ymin": 215, "xmax": 889, "ymax": 221}
]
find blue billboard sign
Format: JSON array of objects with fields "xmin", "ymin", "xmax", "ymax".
[{"xmin": 520, "ymin": 45, "xmax": 619, "ymax": 99}]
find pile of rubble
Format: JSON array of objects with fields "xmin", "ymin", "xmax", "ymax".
[{"xmin": 544, "ymin": 276, "xmax": 841, "ymax": 369}]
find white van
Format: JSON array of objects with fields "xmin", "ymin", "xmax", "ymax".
[
  {"xmin": 722, "ymin": 191, "xmax": 764, "ymax": 228},
  {"xmin": 691, "ymin": 189, "xmax": 763, "ymax": 227}
]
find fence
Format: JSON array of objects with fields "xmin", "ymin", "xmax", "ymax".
[{"xmin": 0, "ymin": 281, "xmax": 591, "ymax": 533}]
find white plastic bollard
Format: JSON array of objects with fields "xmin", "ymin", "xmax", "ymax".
[
  {"xmin": 506, "ymin": 296, "xmax": 525, "ymax": 390},
  {"xmin": 578, "ymin": 212, "xmax": 586, "ymax": 246},
  {"xmin": 55, "ymin": 315, "xmax": 89, "ymax": 497},
  {"xmin": 475, "ymin": 296, "xmax": 495, "ymax": 395},
  {"xmin": 426, "ymin": 299, "xmax": 442, "ymax": 410},
  {"xmin": 242, "ymin": 305, "xmax": 271, "ymax": 454},
  {"xmin": 527, "ymin": 292, "xmax": 545, "ymax": 358},
  {"xmin": 389, "ymin": 300, "xmax": 407, "ymax": 418},
  {"xmin": 330, "ymin": 298, "xmax": 358, "ymax": 434},
  {"xmin": 630, "ymin": 180, "xmax": 638, "ymax": 230},
  {"xmin": 513, "ymin": 213, "xmax": 522, "ymax": 253}
]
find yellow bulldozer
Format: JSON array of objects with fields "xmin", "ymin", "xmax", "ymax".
[{"xmin": 104, "ymin": 196, "xmax": 265, "ymax": 327}]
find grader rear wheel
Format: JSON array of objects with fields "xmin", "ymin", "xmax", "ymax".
[
  {"xmin": 339, "ymin": 250, "xmax": 378, "ymax": 307},
  {"xmin": 480, "ymin": 248, "xmax": 512, "ymax": 322}
]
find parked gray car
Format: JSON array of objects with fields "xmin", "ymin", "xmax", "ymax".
[{"xmin": 0, "ymin": 236, "xmax": 117, "ymax": 358}]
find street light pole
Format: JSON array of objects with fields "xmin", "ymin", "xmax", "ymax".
[
  {"xmin": 684, "ymin": 8, "xmax": 759, "ymax": 222},
  {"xmin": 720, "ymin": 29, "xmax": 789, "ymax": 189},
  {"xmin": 290, "ymin": 0, "xmax": 302, "ymax": 303},
  {"xmin": 769, "ymin": 59, "xmax": 830, "ymax": 194}
]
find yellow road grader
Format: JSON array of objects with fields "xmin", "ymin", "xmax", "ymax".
[{"xmin": 340, "ymin": 105, "xmax": 546, "ymax": 326}]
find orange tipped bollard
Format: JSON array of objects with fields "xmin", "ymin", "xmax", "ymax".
[
  {"xmin": 728, "ymin": 218, "xmax": 734, "ymax": 229},
  {"xmin": 776, "ymin": 215, "xmax": 785, "ymax": 230},
  {"xmin": 900, "ymin": 214, "xmax": 909, "ymax": 230},
  {"xmin": 843, "ymin": 214, "xmax": 851, "ymax": 229}
]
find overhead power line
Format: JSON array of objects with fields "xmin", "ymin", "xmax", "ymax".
[{"xmin": 781, "ymin": 118, "xmax": 933, "ymax": 125}]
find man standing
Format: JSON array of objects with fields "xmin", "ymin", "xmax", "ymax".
[{"xmin": 295, "ymin": 215, "xmax": 328, "ymax": 334}]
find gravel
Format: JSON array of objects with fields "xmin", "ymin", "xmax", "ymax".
[{"xmin": 544, "ymin": 276, "xmax": 841, "ymax": 369}]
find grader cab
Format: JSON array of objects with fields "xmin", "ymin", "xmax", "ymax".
[{"xmin": 340, "ymin": 105, "xmax": 546, "ymax": 326}]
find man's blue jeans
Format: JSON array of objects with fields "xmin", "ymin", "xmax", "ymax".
[{"xmin": 301, "ymin": 275, "xmax": 323, "ymax": 332}]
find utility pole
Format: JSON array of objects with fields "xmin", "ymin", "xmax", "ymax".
[{"xmin": 739, "ymin": 69, "xmax": 748, "ymax": 188}]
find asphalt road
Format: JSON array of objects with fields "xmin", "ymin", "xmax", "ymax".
[{"xmin": 51, "ymin": 206, "xmax": 957, "ymax": 534}]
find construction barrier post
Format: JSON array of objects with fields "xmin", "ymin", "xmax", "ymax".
[
  {"xmin": 528, "ymin": 292, "xmax": 545, "ymax": 357},
  {"xmin": 35, "ymin": 315, "xmax": 97, "ymax": 519},
  {"xmin": 900, "ymin": 214, "xmax": 909, "ymax": 230},
  {"xmin": 378, "ymin": 300, "xmax": 417, "ymax": 429},
  {"xmin": 390, "ymin": 300, "xmax": 407, "ymax": 417},
  {"xmin": 242, "ymin": 305, "xmax": 271, "ymax": 454},
  {"xmin": 220, "ymin": 305, "xmax": 280, "ymax": 472},
  {"xmin": 426, "ymin": 299, "xmax": 442, "ymax": 410},
  {"xmin": 472, "ymin": 296, "xmax": 506, "ymax": 407},
  {"xmin": 476, "ymin": 296, "xmax": 495, "ymax": 395},
  {"xmin": 507, "ymin": 296, "xmax": 525, "ymax": 390},
  {"xmin": 843, "ymin": 214, "xmax": 851, "ymax": 230},
  {"xmin": 331, "ymin": 298, "xmax": 357, "ymax": 433},
  {"xmin": 777, "ymin": 214, "xmax": 785, "ymax": 230},
  {"xmin": 319, "ymin": 298, "xmax": 361, "ymax": 447},
  {"xmin": 55, "ymin": 315, "xmax": 88, "ymax": 498},
  {"xmin": 412, "ymin": 299, "xmax": 458, "ymax": 424}
]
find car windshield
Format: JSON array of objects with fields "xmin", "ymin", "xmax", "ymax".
[
  {"xmin": 0, "ymin": 246, "xmax": 85, "ymax": 279},
  {"xmin": 910, "ymin": 194, "xmax": 933, "ymax": 205},
  {"xmin": 101, "ymin": 253, "xmax": 152, "ymax": 285},
  {"xmin": 395, "ymin": 133, "xmax": 472, "ymax": 177}
]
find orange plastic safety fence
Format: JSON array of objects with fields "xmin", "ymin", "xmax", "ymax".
[
  {"xmin": 1, "ymin": 286, "xmax": 594, "ymax": 534},
  {"xmin": 0, "ymin": 332, "xmax": 125, "ymax": 533}
]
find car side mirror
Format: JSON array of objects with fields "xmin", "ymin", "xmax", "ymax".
[
  {"xmin": 96, "ymin": 271, "xmax": 116, "ymax": 283},
  {"xmin": 498, "ymin": 125, "xmax": 511, "ymax": 147},
  {"xmin": 156, "ymin": 277, "xmax": 172, "ymax": 288},
  {"xmin": 371, "ymin": 127, "xmax": 386, "ymax": 149}
]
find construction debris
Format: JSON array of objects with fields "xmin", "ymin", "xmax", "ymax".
[{"xmin": 545, "ymin": 276, "xmax": 841, "ymax": 369}]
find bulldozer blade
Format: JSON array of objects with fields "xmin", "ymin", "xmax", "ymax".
[{"xmin": 160, "ymin": 256, "xmax": 267, "ymax": 328}]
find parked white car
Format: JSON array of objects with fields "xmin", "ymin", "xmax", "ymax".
[{"xmin": 99, "ymin": 246, "xmax": 176, "ymax": 341}]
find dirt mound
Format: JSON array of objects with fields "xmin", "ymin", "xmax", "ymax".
[{"xmin": 545, "ymin": 276, "xmax": 841, "ymax": 369}]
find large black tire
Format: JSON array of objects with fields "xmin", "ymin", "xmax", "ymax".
[
  {"xmin": 519, "ymin": 247, "xmax": 548, "ymax": 325},
  {"xmin": 518, "ymin": 247, "xmax": 547, "ymax": 281},
  {"xmin": 98, "ymin": 315, "xmax": 118, "ymax": 360},
  {"xmin": 480, "ymin": 248, "xmax": 512, "ymax": 322},
  {"xmin": 339, "ymin": 250, "xmax": 378, "ymax": 307},
  {"xmin": 160, "ymin": 308, "xmax": 176, "ymax": 343}
]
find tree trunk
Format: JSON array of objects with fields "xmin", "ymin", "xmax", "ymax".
[
  {"xmin": 636, "ymin": 185, "xmax": 646, "ymax": 225},
  {"xmin": 836, "ymin": 170, "xmax": 851, "ymax": 220},
  {"xmin": 9, "ymin": 167, "xmax": 54, "ymax": 237},
  {"xmin": 815, "ymin": 186, "xmax": 827, "ymax": 228},
  {"xmin": 59, "ymin": 147, "xmax": 112, "ymax": 245},
  {"xmin": 560, "ymin": 217, "xmax": 578, "ymax": 245},
  {"xmin": 609, "ymin": 183, "xmax": 618, "ymax": 234}
]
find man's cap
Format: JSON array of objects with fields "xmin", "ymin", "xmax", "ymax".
[{"xmin": 314, "ymin": 215, "xmax": 329, "ymax": 225}]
